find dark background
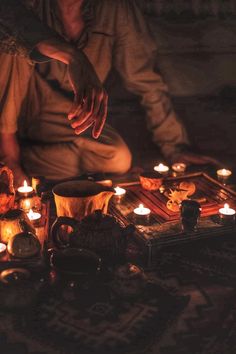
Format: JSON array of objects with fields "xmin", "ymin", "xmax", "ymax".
[{"xmin": 105, "ymin": 0, "xmax": 236, "ymax": 173}]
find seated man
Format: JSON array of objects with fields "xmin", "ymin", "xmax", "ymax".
[{"xmin": 0, "ymin": 0, "xmax": 217, "ymax": 185}]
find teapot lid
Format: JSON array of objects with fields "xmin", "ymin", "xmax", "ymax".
[{"xmin": 80, "ymin": 210, "xmax": 121, "ymax": 230}]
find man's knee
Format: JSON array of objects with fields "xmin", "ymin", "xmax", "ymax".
[
  {"xmin": 110, "ymin": 144, "xmax": 132, "ymax": 174},
  {"xmin": 76, "ymin": 136, "xmax": 132, "ymax": 174}
]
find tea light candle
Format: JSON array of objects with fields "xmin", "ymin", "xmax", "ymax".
[
  {"xmin": 154, "ymin": 163, "xmax": 169, "ymax": 175},
  {"xmin": 17, "ymin": 180, "xmax": 33, "ymax": 197},
  {"xmin": 217, "ymin": 169, "xmax": 232, "ymax": 184},
  {"xmin": 219, "ymin": 203, "xmax": 235, "ymax": 224},
  {"xmin": 172, "ymin": 162, "xmax": 187, "ymax": 174},
  {"xmin": 0, "ymin": 243, "xmax": 6, "ymax": 255},
  {"xmin": 133, "ymin": 203, "xmax": 151, "ymax": 223},
  {"xmin": 27, "ymin": 209, "xmax": 41, "ymax": 226},
  {"xmin": 113, "ymin": 186, "xmax": 126, "ymax": 203}
]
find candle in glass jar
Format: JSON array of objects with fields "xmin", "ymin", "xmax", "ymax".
[
  {"xmin": 154, "ymin": 163, "xmax": 169, "ymax": 175},
  {"xmin": 134, "ymin": 203, "xmax": 151, "ymax": 223},
  {"xmin": 219, "ymin": 203, "xmax": 235, "ymax": 224},
  {"xmin": 17, "ymin": 180, "xmax": 33, "ymax": 197},
  {"xmin": 217, "ymin": 169, "xmax": 232, "ymax": 183},
  {"xmin": 27, "ymin": 209, "xmax": 41, "ymax": 225},
  {"xmin": 0, "ymin": 243, "xmax": 6, "ymax": 255},
  {"xmin": 113, "ymin": 186, "xmax": 126, "ymax": 203},
  {"xmin": 172, "ymin": 162, "xmax": 187, "ymax": 174}
]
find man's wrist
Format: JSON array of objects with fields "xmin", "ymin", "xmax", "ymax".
[{"xmin": 36, "ymin": 39, "xmax": 77, "ymax": 64}]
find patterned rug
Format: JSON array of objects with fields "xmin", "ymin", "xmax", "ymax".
[{"xmin": 0, "ymin": 271, "xmax": 188, "ymax": 354}]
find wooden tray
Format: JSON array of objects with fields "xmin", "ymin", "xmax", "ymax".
[{"xmin": 109, "ymin": 173, "xmax": 236, "ymax": 267}]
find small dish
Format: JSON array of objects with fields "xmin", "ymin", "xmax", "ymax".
[{"xmin": 139, "ymin": 171, "xmax": 163, "ymax": 191}]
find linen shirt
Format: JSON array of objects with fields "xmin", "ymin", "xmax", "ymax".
[{"xmin": 0, "ymin": 0, "xmax": 189, "ymax": 158}]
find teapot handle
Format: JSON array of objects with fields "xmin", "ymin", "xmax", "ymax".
[
  {"xmin": 0, "ymin": 165, "xmax": 15, "ymax": 195},
  {"xmin": 51, "ymin": 216, "xmax": 79, "ymax": 249}
]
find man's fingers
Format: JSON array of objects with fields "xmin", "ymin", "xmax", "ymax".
[
  {"xmin": 74, "ymin": 117, "xmax": 94, "ymax": 135},
  {"xmin": 68, "ymin": 92, "xmax": 85, "ymax": 120},
  {"xmin": 70, "ymin": 94, "xmax": 95, "ymax": 129},
  {"xmin": 92, "ymin": 92, "xmax": 108, "ymax": 139}
]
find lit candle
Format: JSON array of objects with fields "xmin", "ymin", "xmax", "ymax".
[
  {"xmin": 113, "ymin": 186, "xmax": 126, "ymax": 203},
  {"xmin": 217, "ymin": 169, "xmax": 232, "ymax": 184},
  {"xmin": 133, "ymin": 203, "xmax": 151, "ymax": 224},
  {"xmin": 154, "ymin": 163, "xmax": 169, "ymax": 175},
  {"xmin": 0, "ymin": 243, "xmax": 6, "ymax": 256},
  {"xmin": 219, "ymin": 203, "xmax": 235, "ymax": 224},
  {"xmin": 27, "ymin": 209, "xmax": 41, "ymax": 226},
  {"xmin": 17, "ymin": 180, "xmax": 34, "ymax": 197},
  {"xmin": 172, "ymin": 162, "xmax": 187, "ymax": 174}
]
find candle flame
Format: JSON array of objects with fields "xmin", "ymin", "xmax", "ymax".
[
  {"xmin": 139, "ymin": 204, "xmax": 144, "ymax": 209},
  {"xmin": 224, "ymin": 203, "xmax": 229, "ymax": 210},
  {"xmin": 23, "ymin": 180, "xmax": 28, "ymax": 187}
]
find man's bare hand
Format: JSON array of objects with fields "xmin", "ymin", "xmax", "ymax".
[
  {"xmin": 36, "ymin": 40, "xmax": 108, "ymax": 139},
  {"xmin": 67, "ymin": 51, "xmax": 108, "ymax": 139}
]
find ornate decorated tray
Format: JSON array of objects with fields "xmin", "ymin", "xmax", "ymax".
[{"xmin": 109, "ymin": 173, "xmax": 236, "ymax": 267}]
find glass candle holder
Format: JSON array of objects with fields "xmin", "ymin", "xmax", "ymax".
[
  {"xmin": 154, "ymin": 163, "xmax": 169, "ymax": 176},
  {"xmin": 219, "ymin": 204, "xmax": 235, "ymax": 225},
  {"xmin": 216, "ymin": 169, "xmax": 232, "ymax": 184},
  {"xmin": 133, "ymin": 204, "xmax": 151, "ymax": 224},
  {"xmin": 172, "ymin": 162, "xmax": 187, "ymax": 175},
  {"xmin": 17, "ymin": 180, "xmax": 34, "ymax": 197},
  {"xmin": 113, "ymin": 186, "xmax": 126, "ymax": 203},
  {"xmin": 0, "ymin": 243, "xmax": 6, "ymax": 256},
  {"xmin": 27, "ymin": 209, "xmax": 41, "ymax": 227}
]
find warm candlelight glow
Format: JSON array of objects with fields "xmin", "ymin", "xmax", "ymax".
[
  {"xmin": 172, "ymin": 162, "xmax": 187, "ymax": 173},
  {"xmin": 217, "ymin": 169, "xmax": 232, "ymax": 178},
  {"xmin": 0, "ymin": 243, "xmax": 6, "ymax": 254},
  {"xmin": 27, "ymin": 209, "xmax": 41, "ymax": 221},
  {"xmin": 114, "ymin": 186, "xmax": 126, "ymax": 196},
  {"xmin": 217, "ymin": 169, "xmax": 232, "ymax": 185},
  {"xmin": 17, "ymin": 180, "xmax": 33, "ymax": 194},
  {"xmin": 219, "ymin": 203, "xmax": 236, "ymax": 216},
  {"xmin": 134, "ymin": 204, "xmax": 151, "ymax": 216},
  {"xmin": 154, "ymin": 163, "xmax": 169, "ymax": 174}
]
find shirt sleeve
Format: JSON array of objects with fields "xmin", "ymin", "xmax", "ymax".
[
  {"xmin": 0, "ymin": 0, "xmax": 56, "ymax": 59},
  {"xmin": 113, "ymin": 0, "xmax": 189, "ymax": 159},
  {"xmin": 0, "ymin": 53, "xmax": 33, "ymax": 134}
]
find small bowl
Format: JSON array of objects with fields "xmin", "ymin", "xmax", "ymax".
[{"xmin": 139, "ymin": 171, "xmax": 163, "ymax": 191}]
